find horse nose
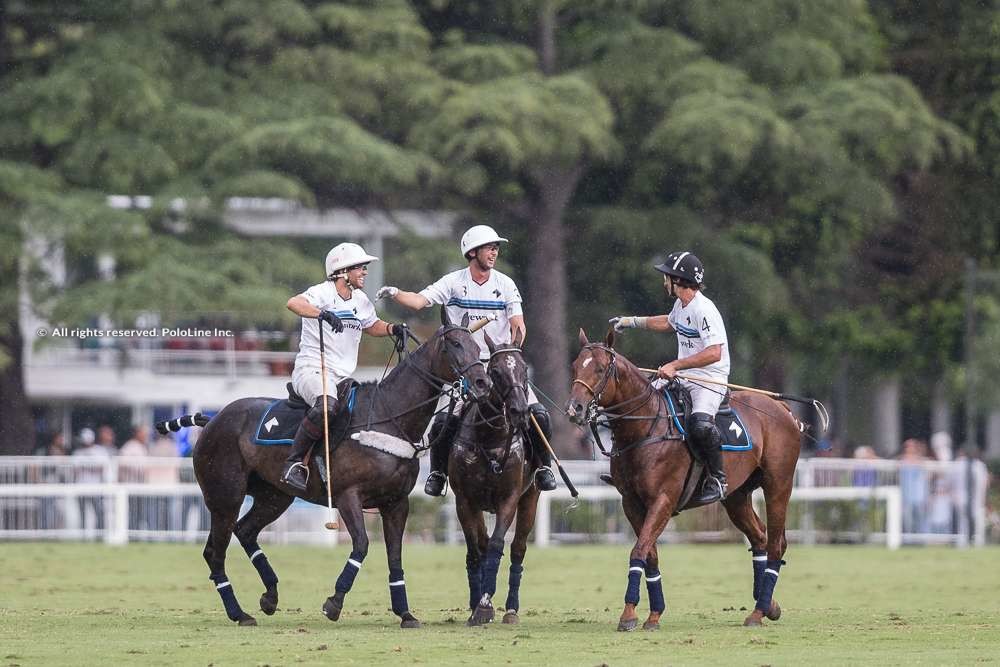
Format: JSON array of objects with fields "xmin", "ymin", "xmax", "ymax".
[
  {"xmin": 565, "ymin": 399, "xmax": 582, "ymax": 423},
  {"xmin": 472, "ymin": 375, "xmax": 491, "ymax": 398}
]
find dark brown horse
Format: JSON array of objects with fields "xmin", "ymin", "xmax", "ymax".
[
  {"xmin": 166, "ymin": 310, "xmax": 490, "ymax": 628},
  {"xmin": 448, "ymin": 333, "xmax": 542, "ymax": 627},
  {"xmin": 565, "ymin": 329, "xmax": 802, "ymax": 630}
]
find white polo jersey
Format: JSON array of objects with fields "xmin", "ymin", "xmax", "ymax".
[
  {"xmin": 294, "ymin": 282, "xmax": 378, "ymax": 379},
  {"xmin": 667, "ymin": 291, "xmax": 730, "ymax": 380},
  {"xmin": 420, "ymin": 268, "xmax": 523, "ymax": 360}
]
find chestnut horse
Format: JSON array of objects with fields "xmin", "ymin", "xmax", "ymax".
[
  {"xmin": 449, "ymin": 333, "xmax": 542, "ymax": 627},
  {"xmin": 162, "ymin": 310, "xmax": 490, "ymax": 628},
  {"xmin": 565, "ymin": 329, "xmax": 802, "ymax": 630}
]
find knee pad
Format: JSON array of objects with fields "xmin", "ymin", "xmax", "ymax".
[
  {"xmin": 689, "ymin": 413, "xmax": 718, "ymax": 447},
  {"xmin": 528, "ymin": 403, "xmax": 551, "ymax": 438},
  {"xmin": 430, "ymin": 412, "xmax": 460, "ymax": 443}
]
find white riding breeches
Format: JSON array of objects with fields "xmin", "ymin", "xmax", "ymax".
[
  {"xmin": 653, "ymin": 376, "xmax": 726, "ymax": 416},
  {"xmin": 291, "ymin": 366, "xmax": 344, "ymax": 405}
]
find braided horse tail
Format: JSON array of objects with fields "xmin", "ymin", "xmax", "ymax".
[{"xmin": 155, "ymin": 413, "xmax": 211, "ymax": 435}]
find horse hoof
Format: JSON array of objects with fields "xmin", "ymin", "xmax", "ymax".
[
  {"xmin": 766, "ymin": 600, "xmax": 781, "ymax": 621},
  {"xmin": 322, "ymin": 596, "xmax": 342, "ymax": 622},
  {"xmin": 743, "ymin": 610, "xmax": 764, "ymax": 627},
  {"xmin": 400, "ymin": 613, "xmax": 421, "ymax": 629},
  {"xmin": 237, "ymin": 614, "xmax": 257, "ymax": 627},
  {"xmin": 617, "ymin": 618, "xmax": 638, "ymax": 632},
  {"xmin": 260, "ymin": 590, "xmax": 278, "ymax": 616},
  {"xmin": 467, "ymin": 603, "xmax": 495, "ymax": 626},
  {"xmin": 502, "ymin": 611, "xmax": 519, "ymax": 625},
  {"xmin": 642, "ymin": 620, "xmax": 660, "ymax": 631}
]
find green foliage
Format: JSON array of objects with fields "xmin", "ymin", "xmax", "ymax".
[{"xmin": 410, "ymin": 72, "xmax": 618, "ymax": 196}]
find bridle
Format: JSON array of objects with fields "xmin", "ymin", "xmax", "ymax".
[
  {"xmin": 572, "ymin": 343, "xmax": 670, "ymax": 457},
  {"xmin": 460, "ymin": 345, "xmax": 530, "ymax": 478}
]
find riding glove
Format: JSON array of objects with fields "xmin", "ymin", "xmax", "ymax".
[
  {"xmin": 318, "ymin": 310, "xmax": 344, "ymax": 333},
  {"xmin": 376, "ymin": 286, "xmax": 399, "ymax": 300},
  {"xmin": 609, "ymin": 316, "xmax": 647, "ymax": 333}
]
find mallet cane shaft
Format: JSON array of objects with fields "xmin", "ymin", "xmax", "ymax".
[
  {"xmin": 318, "ymin": 319, "xmax": 338, "ymax": 531},
  {"xmin": 468, "ymin": 314, "xmax": 497, "ymax": 333},
  {"xmin": 637, "ymin": 367, "xmax": 830, "ymax": 432},
  {"xmin": 528, "ymin": 413, "xmax": 579, "ymax": 498}
]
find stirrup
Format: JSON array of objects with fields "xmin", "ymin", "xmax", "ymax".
[
  {"xmin": 696, "ymin": 476, "xmax": 727, "ymax": 503},
  {"xmin": 424, "ymin": 471, "xmax": 448, "ymax": 497},
  {"xmin": 534, "ymin": 466, "xmax": 557, "ymax": 491},
  {"xmin": 281, "ymin": 461, "xmax": 309, "ymax": 490}
]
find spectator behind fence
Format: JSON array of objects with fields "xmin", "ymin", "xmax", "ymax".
[
  {"xmin": 852, "ymin": 445, "xmax": 880, "ymax": 487},
  {"xmin": 119, "ymin": 424, "xmax": 151, "ymax": 530},
  {"xmin": 31, "ymin": 432, "xmax": 69, "ymax": 529},
  {"xmin": 118, "ymin": 425, "xmax": 149, "ymax": 482},
  {"xmin": 147, "ymin": 434, "xmax": 179, "ymax": 531},
  {"xmin": 72, "ymin": 427, "xmax": 109, "ymax": 533},
  {"xmin": 96, "ymin": 424, "xmax": 117, "ymax": 455},
  {"xmin": 899, "ymin": 438, "xmax": 930, "ymax": 534}
]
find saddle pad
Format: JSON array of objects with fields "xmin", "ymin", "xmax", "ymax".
[
  {"xmin": 718, "ymin": 410, "xmax": 753, "ymax": 451},
  {"xmin": 253, "ymin": 386, "xmax": 358, "ymax": 446},
  {"xmin": 253, "ymin": 400, "xmax": 306, "ymax": 445}
]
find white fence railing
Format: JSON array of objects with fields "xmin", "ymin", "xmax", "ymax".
[{"xmin": 0, "ymin": 456, "xmax": 989, "ymax": 548}]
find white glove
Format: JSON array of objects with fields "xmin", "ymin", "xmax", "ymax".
[
  {"xmin": 609, "ymin": 316, "xmax": 644, "ymax": 333},
  {"xmin": 376, "ymin": 286, "xmax": 399, "ymax": 301}
]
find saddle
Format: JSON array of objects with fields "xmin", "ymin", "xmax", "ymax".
[
  {"xmin": 659, "ymin": 381, "xmax": 752, "ymax": 514},
  {"xmin": 253, "ymin": 381, "xmax": 359, "ymax": 446}
]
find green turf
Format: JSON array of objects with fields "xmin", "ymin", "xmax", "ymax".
[{"xmin": 2, "ymin": 542, "xmax": 998, "ymax": 666}]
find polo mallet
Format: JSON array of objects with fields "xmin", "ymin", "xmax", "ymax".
[
  {"xmin": 318, "ymin": 318, "xmax": 338, "ymax": 531},
  {"xmin": 529, "ymin": 412, "xmax": 579, "ymax": 498},
  {"xmin": 638, "ymin": 368, "xmax": 830, "ymax": 434}
]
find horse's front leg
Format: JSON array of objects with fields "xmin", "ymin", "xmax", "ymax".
[
  {"xmin": 381, "ymin": 496, "xmax": 420, "ymax": 628},
  {"xmin": 619, "ymin": 493, "xmax": 674, "ymax": 632},
  {"xmin": 455, "ymin": 494, "xmax": 487, "ymax": 612},
  {"xmin": 323, "ymin": 491, "xmax": 368, "ymax": 622},
  {"xmin": 502, "ymin": 486, "xmax": 541, "ymax": 625},
  {"xmin": 469, "ymin": 494, "xmax": 519, "ymax": 626}
]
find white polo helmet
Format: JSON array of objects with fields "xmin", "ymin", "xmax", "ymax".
[
  {"xmin": 460, "ymin": 224, "xmax": 508, "ymax": 256},
  {"xmin": 325, "ymin": 242, "xmax": 379, "ymax": 277}
]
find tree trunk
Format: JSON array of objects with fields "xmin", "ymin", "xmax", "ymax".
[
  {"xmin": 524, "ymin": 165, "xmax": 582, "ymax": 457},
  {"xmin": 873, "ymin": 374, "xmax": 901, "ymax": 457},
  {"xmin": 0, "ymin": 318, "xmax": 35, "ymax": 455},
  {"xmin": 537, "ymin": 0, "xmax": 556, "ymax": 75}
]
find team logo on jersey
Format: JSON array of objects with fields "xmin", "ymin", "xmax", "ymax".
[
  {"xmin": 493, "ymin": 289, "xmax": 502, "ymax": 298},
  {"xmin": 462, "ymin": 285, "xmax": 468, "ymax": 296}
]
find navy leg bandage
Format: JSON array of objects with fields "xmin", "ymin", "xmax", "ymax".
[
  {"xmin": 504, "ymin": 560, "xmax": 524, "ymax": 612},
  {"xmin": 244, "ymin": 543, "xmax": 278, "ymax": 589},
  {"xmin": 335, "ymin": 551, "xmax": 365, "ymax": 594},
  {"xmin": 210, "ymin": 574, "xmax": 243, "ymax": 621},
  {"xmin": 625, "ymin": 558, "xmax": 646, "ymax": 605},
  {"xmin": 751, "ymin": 549, "xmax": 767, "ymax": 600},
  {"xmin": 755, "ymin": 559, "xmax": 783, "ymax": 612},
  {"xmin": 482, "ymin": 547, "xmax": 504, "ymax": 597},
  {"xmin": 388, "ymin": 567, "xmax": 409, "ymax": 616},
  {"xmin": 466, "ymin": 560, "xmax": 483, "ymax": 610},
  {"xmin": 645, "ymin": 566, "xmax": 665, "ymax": 614}
]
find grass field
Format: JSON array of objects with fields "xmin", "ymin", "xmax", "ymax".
[{"xmin": 2, "ymin": 542, "xmax": 999, "ymax": 666}]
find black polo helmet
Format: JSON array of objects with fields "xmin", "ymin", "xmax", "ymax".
[{"xmin": 654, "ymin": 251, "xmax": 704, "ymax": 287}]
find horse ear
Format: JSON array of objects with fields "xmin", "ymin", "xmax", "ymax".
[
  {"xmin": 440, "ymin": 306, "xmax": 451, "ymax": 327},
  {"xmin": 460, "ymin": 312, "xmax": 470, "ymax": 328},
  {"xmin": 604, "ymin": 327, "xmax": 615, "ymax": 349},
  {"xmin": 484, "ymin": 332, "xmax": 497, "ymax": 353},
  {"xmin": 578, "ymin": 328, "xmax": 589, "ymax": 348},
  {"xmin": 512, "ymin": 328, "xmax": 524, "ymax": 349}
]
